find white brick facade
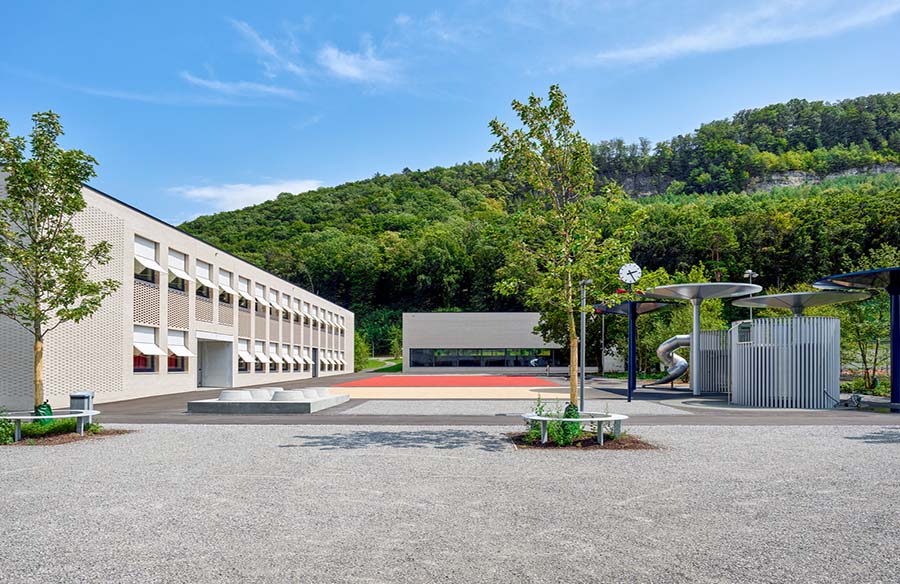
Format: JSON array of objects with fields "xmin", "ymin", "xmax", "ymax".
[{"xmin": 0, "ymin": 184, "xmax": 354, "ymax": 411}]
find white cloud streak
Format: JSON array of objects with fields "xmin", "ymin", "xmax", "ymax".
[
  {"xmin": 317, "ymin": 36, "xmax": 399, "ymax": 84},
  {"xmin": 179, "ymin": 71, "xmax": 300, "ymax": 99},
  {"xmin": 228, "ymin": 18, "xmax": 306, "ymax": 77},
  {"xmin": 170, "ymin": 179, "xmax": 323, "ymax": 211},
  {"xmin": 589, "ymin": 0, "xmax": 900, "ymax": 65}
]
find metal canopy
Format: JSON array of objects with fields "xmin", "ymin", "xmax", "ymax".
[
  {"xmin": 814, "ymin": 267, "xmax": 900, "ymax": 291},
  {"xmin": 816, "ymin": 266, "xmax": 900, "ymax": 410},
  {"xmin": 646, "ymin": 282, "xmax": 761, "ymax": 396},
  {"xmin": 732, "ymin": 290, "xmax": 871, "ymax": 316},
  {"xmin": 647, "ymin": 282, "xmax": 762, "ymax": 301}
]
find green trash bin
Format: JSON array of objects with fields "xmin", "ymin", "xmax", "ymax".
[{"xmin": 34, "ymin": 401, "xmax": 53, "ymax": 425}]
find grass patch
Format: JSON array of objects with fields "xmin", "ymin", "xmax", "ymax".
[
  {"xmin": 373, "ymin": 360, "xmax": 402, "ymax": 373},
  {"xmin": 362, "ymin": 358, "xmax": 387, "ymax": 370}
]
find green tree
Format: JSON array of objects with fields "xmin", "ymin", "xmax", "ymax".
[
  {"xmin": 0, "ymin": 112, "xmax": 120, "ymax": 408},
  {"xmin": 490, "ymin": 85, "xmax": 628, "ymax": 403},
  {"xmin": 354, "ymin": 330, "xmax": 371, "ymax": 372}
]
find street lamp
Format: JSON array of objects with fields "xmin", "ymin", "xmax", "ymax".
[
  {"xmin": 743, "ymin": 269, "xmax": 758, "ymax": 319},
  {"xmin": 579, "ymin": 278, "xmax": 592, "ymax": 412}
]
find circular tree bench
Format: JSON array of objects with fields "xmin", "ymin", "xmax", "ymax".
[
  {"xmin": 521, "ymin": 412, "xmax": 628, "ymax": 445},
  {"xmin": 1, "ymin": 409, "xmax": 100, "ymax": 443}
]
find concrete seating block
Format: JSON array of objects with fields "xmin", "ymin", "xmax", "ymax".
[
  {"xmin": 249, "ymin": 389, "xmax": 274, "ymax": 400},
  {"xmin": 301, "ymin": 389, "xmax": 320, "ymax": 398},
  {"xmin": 218, "ymin": 390, "xmax": 253, "ymax": 401},
  {"xmin": 314, "ymin": 388, "xmax": 331, "ymax": 397},
  {"xmin": 271, "ymin": 391, "xmax": 311, "ymax": 402},
  {"xmin": 260, "ymin": 387, "xmax": 284, "ymax": 392}
]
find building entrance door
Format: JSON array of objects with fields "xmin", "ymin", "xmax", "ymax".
[
  {"xmin": 312, "ymin": 348, "xmax": 319, "ymax": 378},
  {"xmin": 197, "ymin": 340, "xmax": 234, "ymax": 388}
]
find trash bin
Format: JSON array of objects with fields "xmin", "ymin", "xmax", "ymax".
[{"xmin": 69, "ymin": 392, "xmax": 95, "ymax": 424}]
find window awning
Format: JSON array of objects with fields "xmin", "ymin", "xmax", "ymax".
[
  {"xmin": 169, "ymin": 344, "xmax": 195, "ymax": 357},
  {"xmin": 134, "ymin": 342, "xmax": 165, "ymax": 356},
  {"xmin": 302, "ymin": 355, "xmax": 314, "ymax": 365},
  {"xmin": 269, "ymin": 352, "xmax": 284, "ymax": 364},
  {"xmin": 281, "ymin": 352, "xmax": 296, "ymax": 365},
  {"xmin": 255, "ymin": 352, "xmax": 270, "ymax": 364},
  {"xmin": 169, "ymin": 266, "xmax": 194, "ymax": 282},
  {"xmin": 338, "ymin": 357, "xmax": 347, "ymax": 365},
  {"xmin": 219, "ymin": 283, "xmax": 237, "ymax": 296},
  {"xmin": 238, "ymin": 290, "xmax": 254, "ymax": 302},
  {"xmin": 280, "ymin": 303, "xmax": 295, "ymax": 315},
  {"xmin": 134, "ymin": 256, "xmax": 163, "ymax": 272},
  {"xmin": 322, "ymin": 356, "xmax": 334, "ymax": 365},
  {"xmin": 254, "ymin": 295, "xmax": 270, "ymax": 308},
  {"xmin": 196, "ymin": 276, "xmax": 216, "ymax": 290},
  {"xmin": 238, "ymin": 350, "xmax": 254, "ymax": 363}
]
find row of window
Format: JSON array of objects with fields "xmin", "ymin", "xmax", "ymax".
[
  {"xmin": 133, "ymin": 234, "xmax": 346, "ymax": 331},
  {"xmin": 408, "ymin": 348, "xmax": 567, "ymax": 368},
  {"xmin": 133, "ymin": 326, "xmax": 194, "ymax": 373},
  {"xmin": 131, "ymin": 325, "xmax": 346, "ymax": 374}
]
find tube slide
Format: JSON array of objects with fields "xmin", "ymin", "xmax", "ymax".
[{"xmin": 643, "ymin": 334, "xmax": 690, "ymax": 387}]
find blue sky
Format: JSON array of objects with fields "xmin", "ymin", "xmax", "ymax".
[{"xmin": 2, "ymin": 0, "xmax": 899, "ymax": 223}]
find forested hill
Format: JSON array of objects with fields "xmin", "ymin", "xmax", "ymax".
[
  {"xmin": 180, "ymin": 93, "xmax": 900, "ymax": 350},
  {"xmin": 593, "ymin": 93, "xmax": 900, "ymax": 195}
]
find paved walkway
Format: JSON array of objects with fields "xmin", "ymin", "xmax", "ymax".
[{"xmin": 95, "ymin": 372, "xmax": 900, "ymax": 427}]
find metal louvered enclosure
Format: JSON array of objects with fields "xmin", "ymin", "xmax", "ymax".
[
  {"xmin": 730, "ymin": 317, "xmax": 841, "ymax": 409},
  {"xmin": 698, "ymin": 330, "xmax": 730, "ymax": 393}
]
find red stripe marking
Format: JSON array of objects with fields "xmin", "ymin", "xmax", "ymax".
[{"xmin": 335, "ymin": 375, "xmax": 559, "ymax": 388}]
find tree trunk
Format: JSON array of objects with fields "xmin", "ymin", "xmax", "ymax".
[
  {"xmin": 566, "ymin": 272, "xmax": 578, "ymax": 404},
  {"xmin": 34, "ymin": 336, "xmax": 44, "ymax": 409}
]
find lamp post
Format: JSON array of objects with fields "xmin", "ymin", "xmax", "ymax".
[
  {"xmin": 743, "ymin": 269, "xmax": 758, "ymax": 319},
  {"xmin": 579, "ymin": 278, "xmax": 592, "ymax": 412}
]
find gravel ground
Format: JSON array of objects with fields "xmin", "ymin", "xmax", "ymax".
[
  {"xmin": 340, "ymin": 398, "xmax": 689, "ymax": 416},
  {"xmin": 3, "ymin": 424, "xmax": 900, "ymax": 583}
]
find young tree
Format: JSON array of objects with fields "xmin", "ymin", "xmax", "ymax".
[
  {"xmin": 0, "ymin": 112, "xmax": 119, "ymax": 409},
  {"xmin": 490, "ymin": 85, "xmax": 629, "ymax": 403}
]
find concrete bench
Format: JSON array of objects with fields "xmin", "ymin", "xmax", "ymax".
[
  {"xmin": 521, "ymin": 412, "xmax": 628, "ymax": 445},
  {"xmin": 1, "ymin": 409, "xmax": 101, "ymax": 442}
]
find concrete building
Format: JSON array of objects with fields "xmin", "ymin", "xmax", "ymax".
[
  {"xmin": 402, "ymin": 312, "xmax": 565, "ymax": 372},
  {"xmin": 0, "ymin": 183, "xmax": 354, "ymax": 411},
  {"xmin": 402, "ymin": 312, "xmax": 624, "ymax": 374}
]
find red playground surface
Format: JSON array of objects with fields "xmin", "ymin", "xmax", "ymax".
[{"xmin": 335, "ymin": 375, "xmax": 558, "ymax": 388}]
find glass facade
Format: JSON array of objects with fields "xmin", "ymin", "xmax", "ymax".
[{"xmin": 409, "ymin": 348, "xmax": 567, "ymax": 368}]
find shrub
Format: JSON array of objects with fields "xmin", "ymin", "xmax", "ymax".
[
  {"xmin": 17, "ymin": 418, "xmax": 101, "ymax": 439},
  {"xmin": 0, "ymin": 413, "xmax": 13, "ymax": 445}
]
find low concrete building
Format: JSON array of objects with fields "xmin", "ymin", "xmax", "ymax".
[
  {"xmin": 402, "ymin": 312, "xmax": 567, "ymax": 372},
  {"xmin": 0, "ymin": 183, "xmax": 354, "ymax": 411}
]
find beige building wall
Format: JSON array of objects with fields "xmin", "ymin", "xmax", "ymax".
[
  {"xmin": 0, "ymin": 183, "xmax": 354, "ymax": 411},
  {"xmin": 402, "ymin": 312, "xmax": 563, "ymax": 373}
]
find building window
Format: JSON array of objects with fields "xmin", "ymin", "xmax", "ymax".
[
  {"xmin": 219, "ymin": 289, "xmax": 233, "ymax": 304},
  {"xmin": 133, "ymin": 325, "xmax": 163, "ymax": 373},
  {"xmin": 239, "ymin": 297, "xmax": 250, "ymax": 310},
  {"xmin": 254, "ymin": 340, "xmax": 267, "ymax": 373},
  {"xmin": 133, "ymin": 354, "xmax": 156, "ymax": 373},
  {"xmin": 407, "ymin": 348, "xmax": 562, "ymax": 368},
  {"xmin": 196, "ymin": 284, "xmax": 211, "ymax": 298},
  {"xmin": 167, "ymin": 249, "xmax": 190, "ymax": 292},
  {"xmin": 168, "ymin": 354, "xmax": 186, "ymax": 372},
  {"xmin": 134, "ymin": 235, "xmax": 160, "ymax": 284},
  {"xmin": 166, "ymin": 330, "xmax": 193, "ymax": 372},
  {"xmin": 238, "ymin": 338, "xmax": 252, "ymax": 373}
]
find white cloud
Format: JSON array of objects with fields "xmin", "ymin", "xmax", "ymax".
[
  {"xmin": 394, "ymin": 13, "xmax": 412, "ymax": 26},
  {"xmin": 179, "ymin": 71, "xmax": 300, "ymax": 99},
  {"xmin": 316, "ymin": 36, "xmax": 399, "ymax": 84},
  {"xmin": 228, "ymin": 18, "xmax": 306, "ymax": 78},
  {"xmin": 589, "ymin": 0, "xmax": 900, "ymax": 65},
  {"xmin": 170, "ymin": 179, "xmax": 323, "ymax": 211}
]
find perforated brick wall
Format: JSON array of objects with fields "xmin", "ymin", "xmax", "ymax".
[
  {"xmin": 44, "ymin": 206, "xmax": 126, "ymax": 407},
  {"xmin": 238, "ymin": 309, "xmax": 251, "ymax": 337},
  {"xmin": 167, "ymin": 290, "xmax": 189, "ymax": 329},
  {"xmin": 196, "ymin": 297, "xmax": 213, "ymax": 322},
  {"xmin": 134, "ymin": 280, "xmax": 160, "ymax": 326},
  {"xmin": 219, "ymin": 302, "xmax": 234, "ymax": 326}
]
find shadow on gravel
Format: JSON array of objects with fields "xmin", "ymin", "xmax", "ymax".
[
  {"xmin": 279, "ymin": 429, "xmax": 509, "ymax": 452},
  {"xmin": 846, "ymin": 427, "xmax": 900, "ymax": 444}
]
